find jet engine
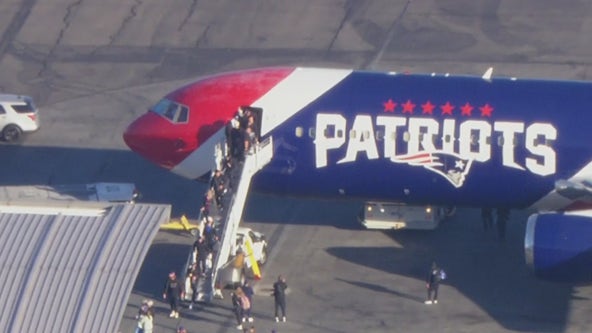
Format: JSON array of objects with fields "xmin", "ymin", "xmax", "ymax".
[{"xmin": 525, "ymin": 210, "xmax": 592, "ymax": 283}]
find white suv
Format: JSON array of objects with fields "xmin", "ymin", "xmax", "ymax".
[{"xmin": 0, "ymin": 94, "xmax": 40, "ymax": 143}]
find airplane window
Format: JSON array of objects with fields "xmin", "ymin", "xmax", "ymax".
[
  {"xmin": 150, "ymin": 99, "xmax": 171, "ymax": 115},
  {"xmin": 337, "ymin": 129, "xmax": 344, "ymax": 138},
  {"xmin": 428, "ymin": 134, "xmax": 437, "ymax": 144},
  {"xmin": 497, "ymin": 136, "xmax": 504, "ymax": 146},
  {"xmin": 485, "ymin": 136, "xmax": 491, "ymax": 145},
  {"xmin": 390, "ymin": 132, "xmax": 396, "ymax": 140},
  {"xmin": 349, "ymin": 130, "xmax": 357, "ymax": 139},
  {"xmin": 164, "ymin": 103, "xmax": 177, "ymax": 121},
  {"xmin": 150, "ymin": 98, "xmax": 182, "ymax": 122},
  {"xmin": 444, "ymin": 134, "xmax": 451, "ymax": 143},
  {"xmin": 376, "ymin": 130, "xmax": 384, "ymax": 141},
  {"xmin": 434, "ymin": 134, "xmax": 441, "ymax": 144},
  {"xmin": 177, "ymin": 106, "xmax": 189, "ymax": 123},
  {"xmin": 470, "ymin": 134, "xmax": 478, "ymax": 145},
  {"xmin": 308, "ymin": 128, "xmax": 316, "ymax": 139},
  {"xmin": 324, "ymin": 125, "xmax": 335, "ymax": 138},
  {"xmin": 403, "ymin": 132, "xmax": 410, "ymax": 142},
  {"xmin": 295, "ymin": 127, "xmax": 303, "ymax": 137},
  {"xmin": 533, "ymin": 135, "xmax": 552, "ymax": 146}
]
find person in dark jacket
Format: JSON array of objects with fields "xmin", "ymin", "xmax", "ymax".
[
  {"xmin": 425, "ymin": 262, "xmax": 442, "ymax": 305},
  {"xmin": 163, "ymin": 271, "xmax": 184, "ymax": 318},
  {"xmin": 272, "ymin": 275, "xmax": 288, "ymax": 322},
  {"xmin": 481, "ymin": 207, "xmax": 493, "ymax": 231},
  {"xmin": 193, "ymin": 236, "xmax": 210, "ymax": 276},
  {"xmin": 497, "ymin": 207, "xmax": 510, "ymax": 240},
  {"xmin": 231, "ymin": 292, "xmax": 244, "ymax": 330}
]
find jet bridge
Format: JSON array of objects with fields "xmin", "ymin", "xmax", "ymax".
[{"xmin": 188, "ymin": 136, "xmax": 274, "ymax": 303}]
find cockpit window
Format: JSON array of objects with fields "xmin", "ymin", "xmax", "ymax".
[
  {"xmin": 150, "ymin": 98, "xmax": 190, "ymax": 123},
  {"xmin": 177, "ymin": 106, "xmax": 189, "ymax": 123},
  {"xmin": 164, "ymin": 103, "xmax": 177, "ymax": 120}
]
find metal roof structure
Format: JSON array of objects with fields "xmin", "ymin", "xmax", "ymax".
[{"xmin": 0, "ymin": 202, "xmax": 171, "ymax": 333}]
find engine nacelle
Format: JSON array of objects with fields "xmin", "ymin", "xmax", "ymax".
[{"xmin": 525, "ymin": 210, "xmax": 592, "ymax": 283}]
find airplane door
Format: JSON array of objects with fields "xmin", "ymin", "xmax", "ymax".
[{"xmin": 247, "ymin": 106, "xmax": 263, "ymax": 141}]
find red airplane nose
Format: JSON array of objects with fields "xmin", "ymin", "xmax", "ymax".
[
  {"xmin": 125, "ymin": 67, "xmax": 295, "ymax": 175},
  {"xmin": 123, "ymin": 112, "xmax": 196, "ymax": 169}
]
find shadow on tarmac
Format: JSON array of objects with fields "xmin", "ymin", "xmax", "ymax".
[
  {"xmin": 326, "ymin": 209, "xmax": 576, "ymax": 332},
  {"xmin": 244, "ymin": 192, "xmax": 364, "ymax": 230}
]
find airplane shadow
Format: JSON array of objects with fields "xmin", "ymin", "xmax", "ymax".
[
  {"xmin": 326, "ymin": 209, "xmax": 575, "ymax": 332},
  {"xmin": 0, "ymin": 144, "xmax": 206, "ymax": 218},
  {"xmin": 244, "ymin": 192, "xmax": 363, "ymax": 230}
]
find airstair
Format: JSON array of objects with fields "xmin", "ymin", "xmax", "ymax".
[{"xmin": 189, "ymin": 136, "xmax": 274, "ymax": 303}]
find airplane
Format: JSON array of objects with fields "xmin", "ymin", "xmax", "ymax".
[{"xmin": 123, "ymin": 66, "xmax": 592, "ymax": 283}]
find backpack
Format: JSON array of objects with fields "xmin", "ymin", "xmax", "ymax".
[
  {"xmin": 240, "ymin": 294, "xmax": 250, "ymax": 310},
  {"xmin": 438, "ymin": 269, "xmax": 447, "ymax": 280}
]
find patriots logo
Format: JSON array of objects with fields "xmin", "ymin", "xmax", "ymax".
[{"xmin": 390, "ymin": 151, "xmax": 473, "ymax": 188}]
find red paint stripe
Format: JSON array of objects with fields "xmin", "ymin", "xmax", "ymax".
[{"xmin": 167, "ymin": 67, "xmax": 295, "ymax": 147}]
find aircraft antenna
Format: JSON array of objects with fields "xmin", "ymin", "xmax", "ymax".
[{"xmin": 482, "ymin": 67, "xmax": 494, "ymax": 80}]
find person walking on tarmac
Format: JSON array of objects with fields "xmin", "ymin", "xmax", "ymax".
[
  {"xmin": 242, "ymin": 281, "xmax": 255, "ymax": 322},
  {"xmin": 193, "ymin": 236, "xmax": 210, "ymax": 276},
  {"xmin": 163, "ymin": 271, "xmax": 184, "ymax": 318},
  {"xmin": 231, "ymin": 291, "xmax": 244, "ymax": 330},
  {"xmin": 497, "ymin": 207, "xmax": 510, "ymax": 240},
  {"xmin": 481, "ymin": 207, "xmax": 493, "ymax": 231},
  {"xmin": 272, "ymin": 275, "xmax": 288, "ymax": 322},
  {"xmin": 425, "ymin": 262, "xmax": 444, "ymax": 305}
]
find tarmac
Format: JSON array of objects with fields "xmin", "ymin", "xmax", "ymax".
[{"xmin": 1, "ymin": 1, "xmax": 592, "ymax": 332}]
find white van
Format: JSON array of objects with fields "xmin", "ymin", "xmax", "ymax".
[
  {"xmin": 0, "ymin": 94, "xmax": 40, "ymax": 142},
  {"xmin": 359, "ymin": 202, "xmax": 443, "ymax": 230}
]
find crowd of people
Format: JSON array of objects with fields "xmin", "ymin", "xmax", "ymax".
[
  {"xmin": 174, "ymin": 106, "xmax": 261, "ymax": 313},
  {"xmin": 134, "ymin": 274, "xmax": 288, "ymax": 333},
  {"xmin": 226, "ymin": 106, "xmax": 260, "ymax": 162},
  {"xmin": 132, "ymin": 106, "xmax": 290, "ymax": 332},
  {"xmin": 229, "ymin": 275, "xmax": 287, "ymax": 331}
]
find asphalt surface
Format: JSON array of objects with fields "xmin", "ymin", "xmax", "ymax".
[{"xmin": 1, "ymin": 1, "xmax": 592, "ymax": 332}]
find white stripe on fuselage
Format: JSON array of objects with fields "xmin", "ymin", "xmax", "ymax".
[
  {"xmin": 172, "ymin": 67, "xmax": 352, "ymax": 179},
  {"xmin": 253, "ymin": 67, "xmax": 352, "ymax": 135},
  {"xmin": 172, "ymin": 129, "xmax": 225, "ymax": 179}
]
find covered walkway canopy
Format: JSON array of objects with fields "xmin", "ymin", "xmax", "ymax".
[{"xmin": 0, "ymin": 201, "xmax": 170, "ymax": 333}]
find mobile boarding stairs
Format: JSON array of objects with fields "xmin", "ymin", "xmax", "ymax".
[{"xmin": 189, "ymin": 136, "xmax": 274, "ymax": 303}]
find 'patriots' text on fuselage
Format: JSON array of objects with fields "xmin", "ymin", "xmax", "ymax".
[
  {"xmin": 250, "ymin": 72, "xmax": 591, "ymax": 208},
  {"xmin": 314, "ymin": 114, "xmax": 556, "ymax": 178}
]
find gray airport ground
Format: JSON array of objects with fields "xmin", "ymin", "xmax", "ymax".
[{"xmin": 1, "ymin": 1, "xmax": 592, "ymax": 332}]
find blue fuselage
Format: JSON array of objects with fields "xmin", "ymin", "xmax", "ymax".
[{"xmin": 253, "ymin": 72, "xmax": 592, "ymax": 208}]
